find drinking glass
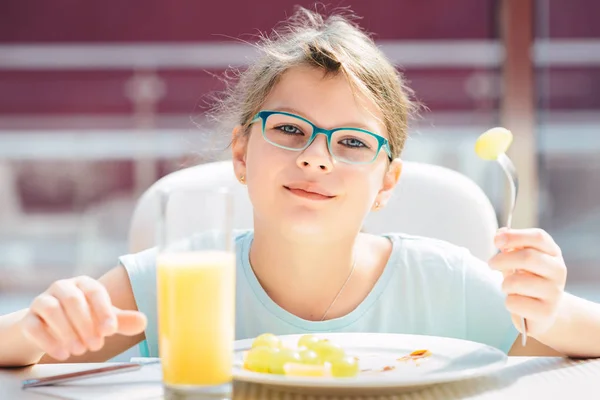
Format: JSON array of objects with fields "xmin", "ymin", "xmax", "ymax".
[{"xmin": 156, "ymin": 186, "xmax": 235, "ymax": 397}]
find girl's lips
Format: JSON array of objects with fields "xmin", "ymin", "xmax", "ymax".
[{"xmin": 284, "ymin": 186, "xmax": 335, "ymax": 200}]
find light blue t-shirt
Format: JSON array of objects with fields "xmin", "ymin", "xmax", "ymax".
[{"xmin": 119, "ymin": 230, "xmax": 519, "ymax": 358}]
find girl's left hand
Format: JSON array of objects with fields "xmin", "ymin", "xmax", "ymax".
[{"xmin": 489, "ymin": 228, "xmax": 567, "ymax": 337}]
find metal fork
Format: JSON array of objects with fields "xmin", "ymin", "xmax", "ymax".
[{"xmin": 497, "ymin": 153, "xmax": 528, "ymax": 346}]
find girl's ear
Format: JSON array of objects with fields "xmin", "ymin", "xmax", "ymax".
[
  {"xmin": 372, "ymin": 158, "xmax": 402, "ymax": 210},
  {"xmin": 231, "ymin": 125, "xmax": 249, "ymax": 183}
]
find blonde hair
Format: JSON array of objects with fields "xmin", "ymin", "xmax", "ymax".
[{"xmin": 210, "ymin": 6, "xmax": 419, "ymax": 158}]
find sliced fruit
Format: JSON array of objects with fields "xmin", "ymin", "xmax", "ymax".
[
  {"xmin": 474, "ymin": 127, "xmax": 513, "ymax": 160},
  {"xmin": 330, "ymin": 356, "xmax": 360, "ymax": 377},
  {"xmin": 311, "ymin": 340, "xmax": 346, "ymax": 363},
  {"xmin": 251, "ymin": 333, "xmax": 281, "ymax": 349},
  {"xmin": 297, "ymin": 334, "xmax": 320, "ymax": 350},
  {"xmin": 298, "ymin": 348, "xmax": 320, "ymax": 365},
  {"xmin": 268, "ymin": 347, "xmax": 301, "ymax": 374},
  {"xmin": 244, "ymin": 346, "xmax": 278, "ymax": 373},
  {"xmin": 283, "ymin": 362, "xmax": 332, "ymax": 377}
]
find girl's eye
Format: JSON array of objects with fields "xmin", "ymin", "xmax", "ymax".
[
  {"xmin": 277, "ymin": 125, "xmax": 303, "ymax": 135},
  {"xmin": 340, "ymin": 138, "xmax": 367, "ymax": 148}
]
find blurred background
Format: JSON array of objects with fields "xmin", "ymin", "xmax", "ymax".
[{"xmin": 0, "ymin": 0, "xmax": 598, "ymax": 331}]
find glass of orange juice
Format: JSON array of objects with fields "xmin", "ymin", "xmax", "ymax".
[{"xmin": 156, "ymin": 186, "xmax": 235, "ymax": 397}]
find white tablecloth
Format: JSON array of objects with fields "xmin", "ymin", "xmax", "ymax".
[{"xmin": 2, "ymin": 357, "xmax": 598, "ymax": 399}]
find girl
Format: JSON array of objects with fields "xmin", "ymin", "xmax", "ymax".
[{"xmin": 1, "ymin": 7, "xmax": 599, "ymax": 367}]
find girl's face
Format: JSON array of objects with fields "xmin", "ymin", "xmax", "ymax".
[{"xmin": 232, "ymin": 66, "xmax": 402, "ymax": 241}]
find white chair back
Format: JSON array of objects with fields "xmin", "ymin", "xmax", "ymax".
[{"xmin": 128, "ymin": 160, "xmax": 498, "ymax": 261}]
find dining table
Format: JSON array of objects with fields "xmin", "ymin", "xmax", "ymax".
[{"xmin": 1, "ymin": 356, "xmax": 599, "ymax": 400}]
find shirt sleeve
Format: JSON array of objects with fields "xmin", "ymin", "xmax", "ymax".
[
  {"xmin": 118, "ymin": 247, "xmax": 159, "ymax": 358},
  {"xmin": 462, "ymin": 250, "xmax": 520, "ymax": 354}
]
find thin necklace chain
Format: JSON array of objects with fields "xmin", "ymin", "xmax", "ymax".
[{"xmin": 320, "ymin": 258, "xmax": 357, "ymax": 321}]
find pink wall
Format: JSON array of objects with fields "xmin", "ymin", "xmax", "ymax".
[{"xmin": 0, "ymin": 0, "xmax": 496, "ymax": 42}]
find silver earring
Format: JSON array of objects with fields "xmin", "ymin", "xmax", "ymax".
[{"xmin": 374, "ymin": 201, "xmax": 380, "ymax": 210}]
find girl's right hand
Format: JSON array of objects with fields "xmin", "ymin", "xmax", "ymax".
[{"xmin": 20, "ymin": 275, "xmax": 147, "ymax": 360}]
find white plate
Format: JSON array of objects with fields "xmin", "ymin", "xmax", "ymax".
[{"xmin": 233, "ymin": 333, "xmax": 507, "ymax": 393}]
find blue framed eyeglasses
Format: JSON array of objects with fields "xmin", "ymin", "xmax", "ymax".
[{"xmin": 249, "ymin": 110, "xmax": 392, "ymax": 165}]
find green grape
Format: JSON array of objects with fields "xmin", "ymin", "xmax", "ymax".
[
  {"xmin": 297, "ymin": 334, "xmax": 320, "ymax": 350},
  {"xmin": 311, "ymin": 340, "xmax": 346, "ymax": 363},
  {"xmin": 298, "ymin": 348, "xmax": 320, "ymax": 365},
  {"xmin": 252, "ymin": 333, "xmax": 281, "ymax": 349},
  {"xmin": 268, "ymin": 347, "xmax": 301, "ymax": 374},
  {"xmin": 330, "ymin": 356, "xmax": 360, "ymax": 378},
  {"xmin": 244, "ymin": 346, "xmax": 278, "ymax": 373}
]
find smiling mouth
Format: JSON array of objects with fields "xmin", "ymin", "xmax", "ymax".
[{"xmin": 284, "ymin": 186, "xmax": 335, "ymax": 201}]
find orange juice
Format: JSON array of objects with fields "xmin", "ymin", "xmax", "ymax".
[{"xmin": 157, "ymin": 251, "xmax": 236, "ymax": 387}]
